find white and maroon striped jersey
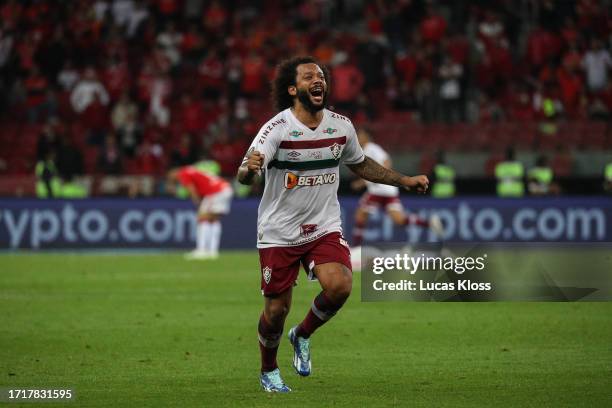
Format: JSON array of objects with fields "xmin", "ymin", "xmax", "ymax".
[
  {"xmin": 242, "ymin": 108, "xmax": 365, "ymax": 248},
  {"xmin": 362, "ymin": 142, "xmax": 400, "ymax": 197}
]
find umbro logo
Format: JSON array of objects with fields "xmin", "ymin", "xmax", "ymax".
[{"xmin": 287, "ymin": 151, "xmax": 301, "ymax": 160}]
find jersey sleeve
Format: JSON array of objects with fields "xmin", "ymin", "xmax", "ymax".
[
  {"xmin": 341, "ymin": 124, "xmax": 365, "ymax": 165},
  {"xmin": 241, "ymin": 120, "xmax": 283, "ymax": 171}
]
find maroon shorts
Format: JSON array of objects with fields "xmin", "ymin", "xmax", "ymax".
[
  {"xmin": 258, "ymin": 232, "xmax": 352, "ymax": 297},
  {"xmin": 359, "ymin": 193, "xmax": 404, "ymax": 212}
]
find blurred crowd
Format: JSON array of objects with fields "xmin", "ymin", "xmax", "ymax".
[{"xmin": 0, "ymin": 0, "xmax": 611, "ymax": 180}]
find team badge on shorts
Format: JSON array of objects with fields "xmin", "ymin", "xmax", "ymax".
[
  {"xmin": 329, "ymin": 143, "xmax": 342, "ymax": 159},
  {"xmin": 262, "ymin": 266, "xmax": 272, "ymax": 284}
]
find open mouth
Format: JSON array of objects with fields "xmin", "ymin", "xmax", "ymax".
[{"xmin": 310, "ymin": 86, "xmax": 324, "ymax": 103}]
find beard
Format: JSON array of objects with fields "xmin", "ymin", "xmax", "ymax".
[{"xmin": 296, "ymin": 88, "xmax": 327, "ymax": 114}]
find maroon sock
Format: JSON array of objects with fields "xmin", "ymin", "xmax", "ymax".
[
  {"xmin": 352, "ymin": 220, "xmax": 365, "ymax": 246},
  {"xmin": 258, "ymin": 313, "xmax": 282, "ymax": 372},
  {"xmin": 403, "ymin": 214, "xmax": 429, "ymax": 228},
  {"xmin": 296, "ymin": 291, "xmax": 347, "ymax": 338}
]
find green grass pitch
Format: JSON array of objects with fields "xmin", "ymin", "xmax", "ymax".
[{"xmin": 1, "ymin": 252, "xmax": 611, "ymax": 407}]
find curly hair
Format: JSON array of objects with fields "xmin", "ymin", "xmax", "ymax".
[{"xmin": 271, "ymin": 56, "xmax": 330, "ymax": 112}]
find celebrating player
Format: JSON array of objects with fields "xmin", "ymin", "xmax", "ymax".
[
  {"xmin": 351, "ymin": 128, "xmax": 443, "ymax": 247},
  {"xmin": 167, "ymin": 165, "xmax": 233, "ymax": 260},
  {"xmin": 237, "ymin": 56, "xmax": 429, "ymax": 393}
]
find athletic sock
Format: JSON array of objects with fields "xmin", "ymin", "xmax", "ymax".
[
  {"xmin": 403, "ymin": 214, "xmax": 429, "ymax": 228},
  {"xmin": 208, "ymin": 221, "xmax": 221, "ymax": 254},
  {"xmin": 197, "ymin": 221, "xmax": 210, "ymax": 251},
  {"xmin": 258, "ymin": 313, "xmax": 282, "ymax": 372},
  {"xmin": 352, "ymin": 220, "xmax": 365, "ymax": 246},
  {"xmin": 295, "ymin": 291, "xmax": 347, "ymax": 339}
]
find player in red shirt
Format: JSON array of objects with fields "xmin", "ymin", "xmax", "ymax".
[{"xmin": 167, "ymin": 165, "xmax": 233, "ymax": 259}]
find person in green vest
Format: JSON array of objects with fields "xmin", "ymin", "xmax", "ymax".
[
  {"xmin": 528, "ymin": 155, "xmax": 554, "ymax": 195},
  {"xmin": 35, "ymin": 151, "xmax": 61, "ymax": 198},
  {"xmin": 431, "ymin": 150, "xmax": 455, "ymax": 198},
  {"xmin": 495, "ymin": 147, "xmax": 524, "ymax": 197},
  {"xmin": 604, "ymin": 162, "xmax": 612, "ymax": 193},
  {"xmin": 58, "ymin": 175, "xmax": 88, "ymax": 198}
]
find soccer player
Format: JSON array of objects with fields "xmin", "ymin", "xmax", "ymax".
[
  {"xmin": 167, "ymin": 165, "xmax": 233, "ymax": 260},
  {"xmin": 237, "ymin": 56, "xmax": 429, "ymax": 393},
  {"xmin": 350, "ymin": 128, "xmax": 443, "ymax": 247}
]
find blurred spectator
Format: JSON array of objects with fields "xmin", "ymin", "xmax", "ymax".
[
  {"xmin": 111, "ymin": 91, "xmax": 138, "ymax": 130},
  {"xmin": 57, "ymin": 60, "xmax": 80, "ymax": 91},
  {"xmin": 147, "ymin": 71, "xmax": 172, "ymax": 127},
  {"xmin": 97, "ymin": 134, "xmax": 123, "ymax": 174},
  {"xmin": 203, "ymin": 0, "xmax": 228, "ymax": 34},
  {"xmin": 181, "ymin": 23, "xmax": 205, "ymax": 63},
  {"xmin": 135, "ymin": 133, "xmax": 165, "ymax": 175},
  {"xmin": 588, "ymin": 97, "xmax": 611, "ymax": 120},
  {"xmin": 70, "ymin": 67, "xmax": 109, "ymax": 113},
  {"xmin": 557, "ymin": 58, "xmax": 585, "ymax": 118},
  {"xmin": 35, "ymin": 150, "xmax": 60, "ymax": 198},
  {"xmin": 116, "ymin": 110, "xmax": 142, "ymax": 157},
  {"xmin": 171, "ymin": 133, "xmax": 198, "ymax": 167},
  {"xmin": 495, "ymin": 147, "xmax": 524, "ymax": 197},
  {"xmin": 528, "ymin": 155, "xmax": 556, "ymax": 195},
  {"xmin": 241, "ymin": 51, "xmax": 266, "ymax": 97},
  {"xmin": 478, "ymin": 11, "xmax": 504, "ymax": 47},
  {"xmin": 24, "ymin": 65, "xmax": 54, "ymax": 122},
  {"xmin": 438, "ymin": 56, "xmax": 464, "ymax": 123},
  {"xmin": 102, "ymin": 56, "xmax": 130, "ymax": 101},
  {"xmin": 197, "ymin": 49, "xmax": 224, "ymax": 99},
  {"xmin": 126, "ymin": 1, "xmax": 149, "ymax": 39},
  {"xmin": 36, "ymin": 118, "xmax": 61, "ymax": 161},
  {"xmin": 36, "ymin": 27, "xmax": 68, "ymax": 84},
  {"xmin": 156, "ymin": 22, "xmax": 183, "ymax": 67},
  {"xmin": 56, "ymin": 134, "xmax": 84, "ymax": 181},
  {"xmin": 526, "ymin": 25, "xmax": 562, "ymax": 72},
  {"xmin": 111, "ymin": 0, "xmax": 134, "ymax": 28},
  {"xmin": 178, "ymin": 93, "xmax": 206, "ymax": 133},
  {"xmin": 582, "ymin": 39, "xmax": 612, "ymax": 93},
  {"xmin": 504, "ymin": 83, "xmax": 536, "ymax": 121},
  {"xmin": 210, "ymin": 132, "xmax": 246, "ymax": 176},
  {"xmin": 420, "ymin": 4, "xmax": 447, "ymax": 44},
  {"xmin": 332, "ymin": 56, "xmax": 365, "ymax": 114}
]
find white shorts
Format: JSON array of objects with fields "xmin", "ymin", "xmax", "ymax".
[{"xmin": 199, "ymin": 187, "xmax": 233, "ymax": 215}]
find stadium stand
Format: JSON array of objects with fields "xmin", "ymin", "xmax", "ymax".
[{"xmin": 0, "ymin": 0, "xmax": 610, "ymax": 195}]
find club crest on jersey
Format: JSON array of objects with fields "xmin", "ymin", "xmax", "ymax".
[
  {"xmin": 329, "ymin": 143, "xmax": 342, "ymax": 159},
  {"xmin": 323, "ymin": 128, "xmax": 337, "ymax": 134},
  {"xmin": 262, "ymin": 266, "xmax": 272, "ymax": 284},
  {"xmin": 289, "ymin": 130, "xmax": 303, "ymax": 138},
  {"xmin": 301, "ymin": 224, "xmax": 318, "ymax": 237},
  {"xmin": 287, "ymin": 150, "xmax": 301, "ymax": 160},
  {"xmin": 284, "ymin": 172, "xmax": 337, "ymax": 189}
]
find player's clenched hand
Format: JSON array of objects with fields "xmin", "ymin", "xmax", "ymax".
[
  {"xmin": 403, "ymin": 175, "xmax": 429, "ymax": 193},
  {"xmin": 246, "ymin": 150, "xmax": 265, "ymax": 174}
]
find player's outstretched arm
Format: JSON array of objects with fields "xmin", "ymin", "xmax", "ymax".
[
  {"xmin": 347, "ymin": 156, "xmax": 429, "ymax": 193},
  {"xmin": 237, "ymin": 151, "xmax": 265, "ymax": 185}
]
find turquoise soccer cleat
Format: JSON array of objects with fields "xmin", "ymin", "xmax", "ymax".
[
  {"xmin": 260, "ymin": 368, "xmax": 291, "ymax": 393},
  {"xmin": 288, "ymin": 326, "xmax": 311, "ymax": 376}
]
